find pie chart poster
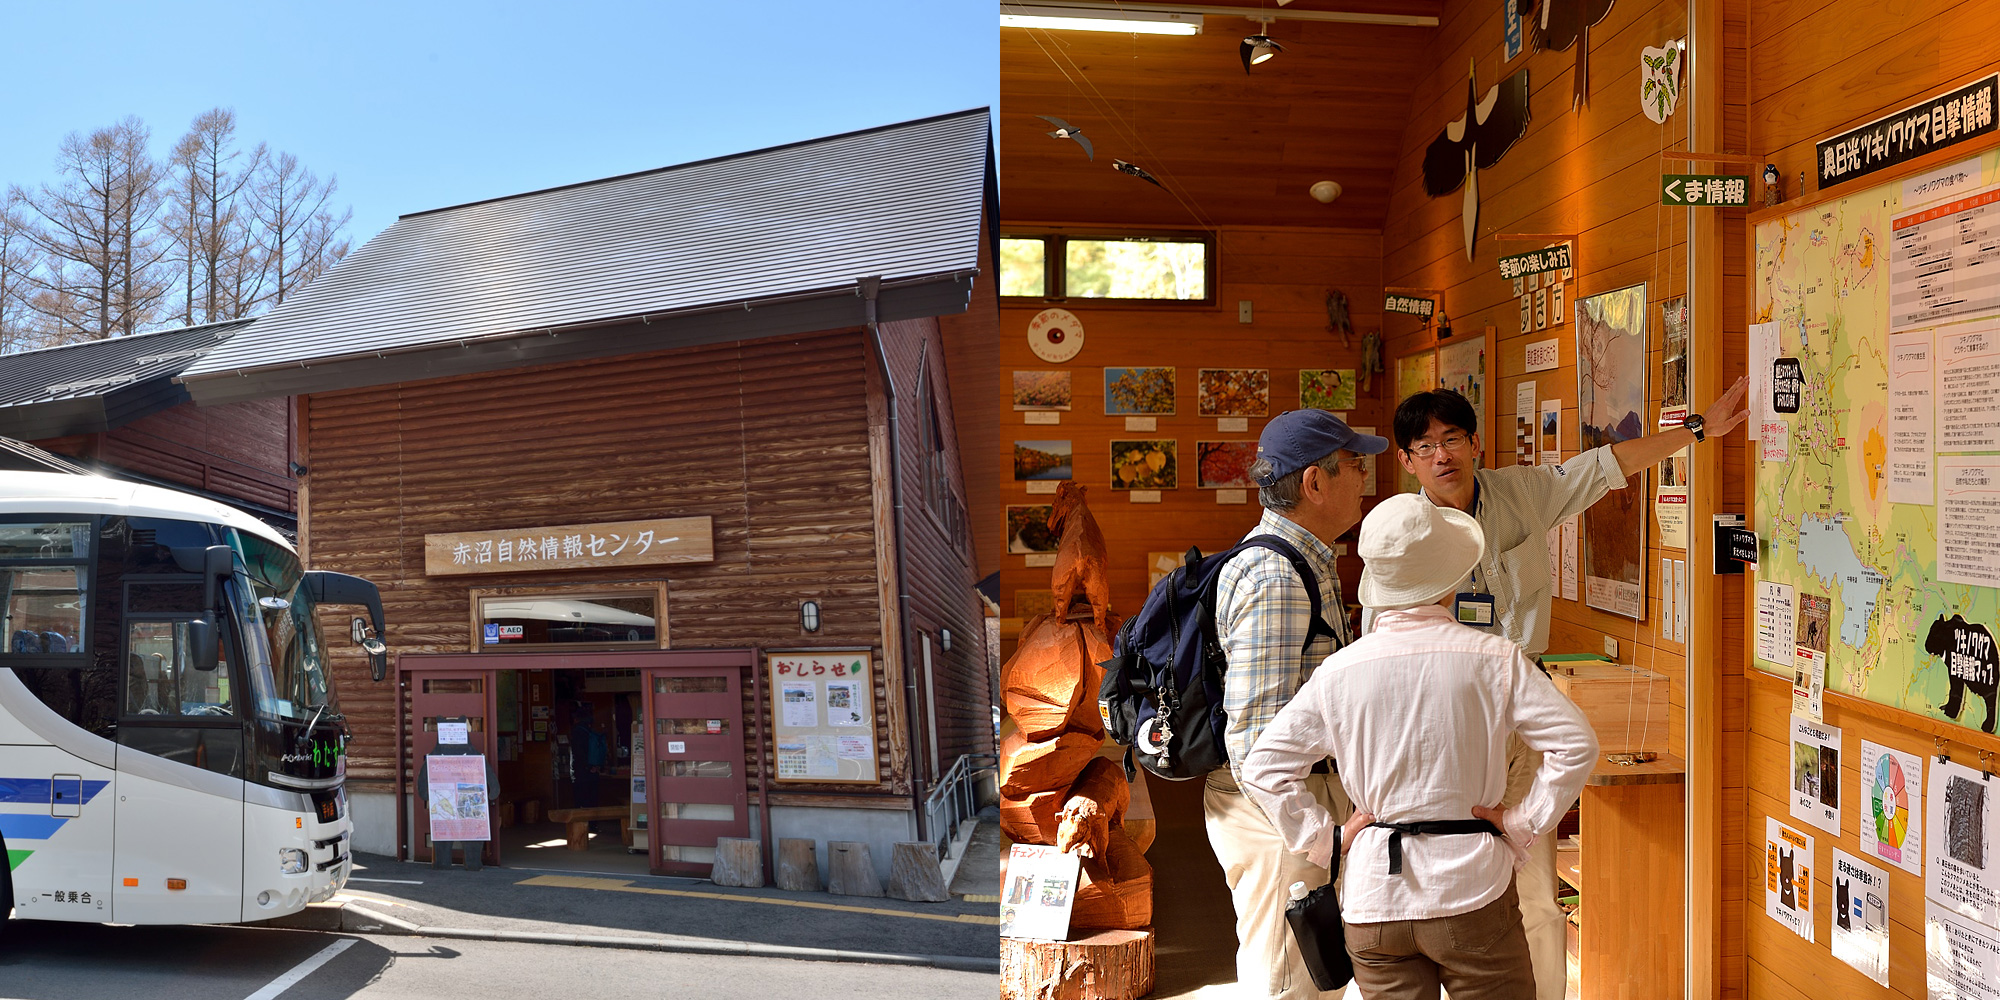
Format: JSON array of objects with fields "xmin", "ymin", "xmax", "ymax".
[{"xmin": 1861, "ymin": 739, "xmax": 1924, "ymax": 877}]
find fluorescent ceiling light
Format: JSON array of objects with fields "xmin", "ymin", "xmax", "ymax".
[{"xmin": 1000, "ymin": 5, "xmax": 1203, "ymax": 34}]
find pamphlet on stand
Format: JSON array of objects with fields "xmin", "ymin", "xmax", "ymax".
[{"xmin": 1000, "ymin": 844, "xmax": 1082, "ymax": 942}]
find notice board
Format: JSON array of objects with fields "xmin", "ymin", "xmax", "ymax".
[{"xmin": 766, "ymin": 648, "xmax": 878, "ymax": 784}]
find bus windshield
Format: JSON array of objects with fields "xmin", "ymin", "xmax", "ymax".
[{"xmin": 230, "ymin": 531, "xmax": 338, "ymax": 723}]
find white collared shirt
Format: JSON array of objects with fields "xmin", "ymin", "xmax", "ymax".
[{"xmin": 1240, "ymin": 604, "xmax": 1597, "ymax": 923}]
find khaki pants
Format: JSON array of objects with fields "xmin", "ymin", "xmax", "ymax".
[
  {"xmin": 1344, "ymin": 880, "xmax": 1536, "ymax": 1000},
  {"xmin": 1204, "ymin": 771, "xmax": 1352, "ymax": 999},
  {"xmin": 1504, "ymin": 737, "xmax": 1568, "ymax": 1000}
]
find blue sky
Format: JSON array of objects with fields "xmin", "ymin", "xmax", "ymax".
[{"xmin": 0, "ymin": 1, "xmax": 996, "ymax": 244}]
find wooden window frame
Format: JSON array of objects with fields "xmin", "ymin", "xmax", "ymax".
[
  {"xmin": 465, "ymin": 580, "xmax": 670, "ymax": 653},
  {"xmin": 1001, "ymin": 229, "xmax": 1218, "ymax": 307}
]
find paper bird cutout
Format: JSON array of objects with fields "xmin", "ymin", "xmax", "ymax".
[
  {"xmin": 1240, "ymin": 34, "xmax": 1284, "ymax": 74},
  {"xmin": 1113, "ymin": 159, "xmax": 1163, "ymax": 187},
  {"xmin": 1536, "ymin": 0, "xmax": 1615, "ymax": 109},
  {"xmin": 1421, "ymin": 62, "xmax": 1531, "ymax": 261},
  {"xmin": 1037, "ymin": 115, "xmax": 1094, "ymax": 161}
]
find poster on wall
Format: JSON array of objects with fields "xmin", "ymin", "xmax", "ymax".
[
  {"xmin": 767, "ymin": 649, "xmax": 878, "ymax": 784},
  {"xmin": 425, "ymin": 755, "xmax": 492, "ymax": 844},
  {"xmin": 1396, "ymin": 351, "xmax": 1437, "ymax": 493},
  {"xmin": 1300, "ymin": 369, "xmax": 1357, "ymax": 410},
  {"xmin": 1928, "ymin": 900, "xmax": 2000, "ymax": 1000},
  {"xmin": 1790, "ymin": 715, "xmax": 1843, "ymax": 834},
  {"xmin": 1540, "ymin": 398, "xmax": 1562, "ymax": 465},
  {"xmin": 1515, "ymin": 381, "xmax": 1537, "ymax": 467},
  {"xmin": 1575, "ymin": 283, "xmax": 1650, "ymax": 619},
  {"xmin": 1793, "ymin": 593, "xmax": 1832, "ymax": 720},
  {"xmin": 1103, "ymin": 367, "xmax": 1176, "ymax": 415},
  {"xmin": 1927, "ymin": 755, "xmax": 2000, "ymax": 928},
  {"xmin": 1860, "ymin": 739, "xmax": 1924, "ymax": 876},
  {"xmin": 1766, "ymin": 816, "xmax": 1815, "ymax": 941},
  {"xmin": 1832, "ymin": 849, "xmax": 1891, "ymax": 987},
  {"xmin": 1196, "ymin": 441, "xmax": 1259, "ymax": 489},
  {"xmin": 1014, "ymin": 441, "xmax": 1073, "ymax": 481},
  {"xmin": 1437, "ymin": 336, "xmax": 1488, "ymax": 420},
  {"xmin": 1656, "ymin": 447, "xmax": 1689, "ymax": 548},
  {"xmin": 1197, "ymin": 368, "xmax": 1270, "ymax": 417},
  {"xmin": 1659, "ymin": 296, "xmax": 1690, "ymax": 426},
  {"xmin": 1013, "ymin": 370, "xmax": 1074, "ymax": 412}
]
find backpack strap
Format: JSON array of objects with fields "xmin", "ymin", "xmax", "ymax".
[{"xmin": 1202, "ymin": 534, "xmax": 1342, "ymax": 655}]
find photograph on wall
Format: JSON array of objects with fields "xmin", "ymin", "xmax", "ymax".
[
  {"xmin": 1766, "ymin": 816, "xmax": 1815, "ymax": 941},
  {"xmin": 1793, "ymin": 592, "xmax": 1832, "ymax": 720},
  {"xmin": 1927, "ymin": 755, "xmax": 2000, "ymax": 929},
  {"xmin": 1659, "ymin": 296, "xmax": 1690, "ymax": 426},
  {"xmin": 1790, "ymin": 715, "xmax": 1843, "ymax": 834},
  {"xmin": 1197, "ymin": 440, "xmax": 1259, "ymax": 489},
  {"xmin": 1354, "ymin": 426, "xmax": 1381, "ymax": 497},
  {"xmin": 1104, "ymin": 367, "xmax": 1177, "ymax": 415},
  {"xmin": 1575, "ymin": 282, "xmax": 1650, "ymax": 619},
  {"xmin": 1110, "ymin": 439, "xmax": 1178, "ymax": 490},
  {"xmin": 1014, "ymin": 440, "xmax": 1073, "ymax": 481},
  {"xmin": 1540, "ymin": 398, "xmax": 1562, "ymax": 463},
  {"xmin": 1832, "ymin": 849, "xmax": 1890, "ymax": 987},
  {"xmin": 1300, "ymin": 368, "xmax": 1357, "ymax": 411},
  {"xmin": 1197, "ymin": 368, "xmax": 1270, "ymax": 417},
  {"xmin": 1397, "ymin": 351, "xmax": 1436, "ymax": 493},
  {"xmin": 1861, "ymin": 740, "xmax": 1925, "ymax": 875},
  {"xmin": 1006, "ymin": 504, "xmax": 1057, "ymax": 554},
  {"xmin": 1013, "ymin": 370, "xmax": 1074, "ymax": 411},
  {"xmin": 1437, "ymin": 336, "xmax": 1488, "ymax": 417}
]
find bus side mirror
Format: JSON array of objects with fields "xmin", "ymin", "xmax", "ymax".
[
  {"xmin": 189, "ymin": 617, "xmax": 219, "ymax": 672},
  {"xmin": 304, "ymin": 570, "xmax": 390, "ymax": 682}
]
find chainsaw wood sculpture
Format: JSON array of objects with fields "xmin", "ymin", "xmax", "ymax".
[{"xmin": 999, "ymin": 483, "xmax": 1155, "ymax": 1000}]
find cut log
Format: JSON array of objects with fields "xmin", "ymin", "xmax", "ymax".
[
  {"xmin": 887, "ymin": 842, "xmax": 950, "ymax": 902},
  {"xmin": 1001, "ymin": 729, "xmax": 1100, "ymax": 798},
  {"xmin": 1070, "ymin": 830, "xmax": 1154, "ymax": 931},
  {"xmin": 1000, "ymin": 927, "xmax": 1155, "ymax": 1000},
  {"xmin": 1056, "ymin": 758, "xmax": 1131, "ymax": 859},
  {"xmin": 999, "ymin": 789, "xmax": 1065, "ymax": 845},
  {"xmin": 776, "ymin": 837, "xmax": 820, "ymax": 892},
  {"xmin": 711, "ymin": 837, "xmax": 763, "ymax": 887},
  {"xmin": 827, "ymin": 840, "xmax": 884, "ymax": 897}
]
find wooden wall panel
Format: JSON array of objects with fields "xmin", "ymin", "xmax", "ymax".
[
  {"xmin": 34, "ymin": 397, "xmax": 297, "ymax": 513},
  {"xmin": 942, "ymin": 210, "xmax": 1003, "ymax": 587},
  {"xmin": 995, "ymin": 226, "xmax": 1383, "ymax": 634},
  {"xmin": 302, "ymin": 330, "xmax": 934, "ymax": 802}
]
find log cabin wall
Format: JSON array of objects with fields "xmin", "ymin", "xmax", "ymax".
[
  {"xmin": 1736, "ymin": 8, "xmax": 2000, "ymax": 998},
  {"xmin": 299, "ymin": 328, "xmax": 912, "ymax": 802},
  {"xmin": 997, "ymin": 226, "xmax": 1384, "ymax": 644},
  {"xmin": 36, "ymin": 397, "xmax": 298, "ymax": 514},
  {"xmin": 942, "ymin": 208, "xmax": 1004, "ymax": 588}
]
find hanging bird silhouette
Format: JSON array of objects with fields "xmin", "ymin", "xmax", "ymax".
[
  {"xmin": 1240, "ymin": 33, "xmax": 1284, "ymax": 73},
  {"xmin": 1535, "ymin": 0, "xmax": 1615, "ymax": 109},
  {"xmin": 1036, "ymin": 115, "xmax": 1094, "ymax": 161},
  {"xmin": 1421, "ymin": 62, "xmax": 1532, "ymax": 261},
  {"xmin": 1113, "ymin": 159, "xmax": 1163, "ymax": 187}
]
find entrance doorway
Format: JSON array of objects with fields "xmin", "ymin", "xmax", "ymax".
[{"xmin": 400, "ymin": 649, "xmax": 755, "ymax": 877}]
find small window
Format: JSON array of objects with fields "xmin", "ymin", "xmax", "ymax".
[
  {"xmin": 475, "ymin": 590, "xmax": 661, "ymax": 651},
  {"xmin": 1001, "ymin": 231, "xmax": 1215, "ymax": 305},
  {"xmin": 124, "ymin": 620, "xmax": 232, "ymax": 717}
]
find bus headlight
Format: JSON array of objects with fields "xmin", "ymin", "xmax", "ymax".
[{"xmin": 279, "ymin": 848, "xmax": 309, "ymax": 875}]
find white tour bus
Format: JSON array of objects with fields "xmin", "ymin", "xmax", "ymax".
[{"xmin": 0, "ymin": 471, "xmax": 387, "ymax": 936}]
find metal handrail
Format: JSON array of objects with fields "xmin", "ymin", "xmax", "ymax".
[{"xmin": 924, "ymin": 752, "xmax": 998, "ymax": 857}]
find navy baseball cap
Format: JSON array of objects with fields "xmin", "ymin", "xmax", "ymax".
[{"xmin": 1254, "ymin": 409, "xmax": 1390, "ymax": 486}]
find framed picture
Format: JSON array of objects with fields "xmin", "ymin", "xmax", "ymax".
[
  {"xmin": 1197, "ymin": 368, "xmax": 1270, "ymax": 417},
  {"xmin": 1109, "ymin": 440, "xmax": 1178, "ymax": 490},
  {"xmin": 1103, "ymin": 367, "xmax": 1176, "ymax": 415},
  {"xmin": 1300, "ymin": 369, "xmax": 1357, "ymax": 410},
  {"xmin": 1013, "ymin": 440, "xmax": 1073, "ymax": 481},
  {"xmin": 1575, "ymin": 282, "xmax": 1650, "ymax": 619},
  {"xmin": 1394, "ymin": 349, "xmax": 1437, "ymax": 494},
  {"xmin": 1006, "ymin": 505, "xmax": 1057, "ymax": 554},
  {"xmin": 1196, "ymin": 441, "xmax": 1259, "ymax": 488},
  {"xmin": 1013, "ymin": 370, "xmax": 1073, "ymax": 411},
  {"xmin": 1436, "ymin": 327, "xmax": 1494, "ymax": 470}
]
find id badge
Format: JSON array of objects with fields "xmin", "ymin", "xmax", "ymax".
[{"xmin": 1455, "ymin": 592, "xmax": 1496, "ymax": 629}]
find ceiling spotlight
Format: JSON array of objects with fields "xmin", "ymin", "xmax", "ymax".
[
  {"xmin": 1241, "ymin": 17, "xmax": 1284, "ymax": 71},
  {"xmin": 1310, "ymin": 180, "xmax": 1342, "ymax": 203}
]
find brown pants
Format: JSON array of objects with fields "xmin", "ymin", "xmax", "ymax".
[{"xmin": 1343, "ymin": 880, "xmax": 1536, "ymax": 1000}]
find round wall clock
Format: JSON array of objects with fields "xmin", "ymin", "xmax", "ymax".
[{"xmin": 1027, "ymin": 307, "xmax": 1085, "ymax": 363}]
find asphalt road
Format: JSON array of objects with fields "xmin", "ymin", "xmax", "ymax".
[{"xmin": 0, "ymin": 920, "xmax": 998, "ymax": 1000}]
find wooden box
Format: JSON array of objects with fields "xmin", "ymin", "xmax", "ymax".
[{"xmin": 1549, "ymin": 663, "xmax": 1671, "ymax": 754}]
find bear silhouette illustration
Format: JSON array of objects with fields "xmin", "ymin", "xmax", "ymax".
[
  {"xmin": 1930, "ymin": 614, "xmax": 1999, "ymax": 734},
  {"xmin": 1778, "ymin": 846, "xmax": 1797, "ymax": 910}
]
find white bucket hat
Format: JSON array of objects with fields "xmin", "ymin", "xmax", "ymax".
[{"xmin": 1356, "ymin": 493, "xmax": 1487, "ymax": 610}]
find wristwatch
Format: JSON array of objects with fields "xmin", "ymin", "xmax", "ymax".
[{"xmin": 1682, "ymin": 413, "xmax": 1706, "ymax": 443}]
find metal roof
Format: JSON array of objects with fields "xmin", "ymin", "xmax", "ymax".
[
  {"xmin": 180, "ymin": 109, "xmax": 993, "ymax": 404},
  {"xmin": 0, "ymin": 320, "xmax": 252, "ymax": 439}
]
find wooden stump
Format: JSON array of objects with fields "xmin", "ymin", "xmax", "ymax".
[
  {"xmin": 776, "ymin": 837, "xmax": 820, "ymax": 892},
  {"xmin": 711, "ymin": 837, "xmax": 764, "ymax": 887},
  {"xmin": 887, "ymin": 842, "xmax": 950, "ymax": 902},
  {"xmin": 827, "ymin": 840, "xmax": 883, "ymax": 897},
  {"xmin": 1000, "ymin": 927, "xmax": 1155, "ymax": 1000}
]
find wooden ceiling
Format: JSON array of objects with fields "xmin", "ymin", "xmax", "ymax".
[{"xmin": 1001, "ymin": 1, "xmax": 1444, "ymax": 231}]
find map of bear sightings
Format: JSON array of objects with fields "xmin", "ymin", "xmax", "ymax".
[{"xmin": 1930, "ymin": 614, "xmax": 2000, "ymax": 734}]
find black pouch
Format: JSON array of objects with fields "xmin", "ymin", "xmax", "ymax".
[{"xmin": 1285, "ymin": 858, "xmax": 1353, "ymax": 990}]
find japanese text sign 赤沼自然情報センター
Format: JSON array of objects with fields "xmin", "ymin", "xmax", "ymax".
[{"xmin": 423, "ymin": 516, "xmax": 713, "ymax": 576}]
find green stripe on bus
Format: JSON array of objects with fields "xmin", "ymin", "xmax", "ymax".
[{"xmin": 6, "ymin": 848, "xmax": 29, "ymax": 871}]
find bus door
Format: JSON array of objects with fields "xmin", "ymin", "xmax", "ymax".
[
  {"xmin": 112, "ymin": 598, "xmax": 245, "ymax": 925},
  {"xmin": 407, "ymin": 668, "xmax": 497, "ymax": 865}
]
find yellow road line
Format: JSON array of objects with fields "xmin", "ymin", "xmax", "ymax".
[
  {"xmin": 513, "ymin": 874, "xmax": 1001, "ymax": 925},
  {"xmin": 960, "ymin": 894, "xmax": 999, "ymax": 903}
]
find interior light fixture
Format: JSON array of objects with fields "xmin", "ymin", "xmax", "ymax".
[
  {"xmin": 1000, "ymin": 4, "xmax": 1203, "ymax": 35},
  {"xmin": 1241, "ymin": 16, "xmax": 1283, "ymax": 71}
]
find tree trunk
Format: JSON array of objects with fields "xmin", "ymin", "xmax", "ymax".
[
  {"xmin": 887, "ymin": 842, "xmax": 949, "ymax": 902},
  {"xmin": 826, "ymin": 841, "xmax": 883, "ymax": 897},
  {"xmin": 1000, "ymin": 928, "xmax": 1155, "ymax": 1000},
  {"xmin": 710, "ymin": 837, "xmax": 763, "ymax": 887},
  {"xmin": 776, "ymin": 837, "xmax": 820, "ymax": 892}
]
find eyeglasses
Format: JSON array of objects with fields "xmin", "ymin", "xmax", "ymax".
[{"xmin": 1405, "ymin": 433, "xmax": 1471, "ymax": 459}]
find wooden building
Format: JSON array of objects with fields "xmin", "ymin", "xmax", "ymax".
[
  {"xmin": 177, "ymin": 110, "xmax": 998, "ymax": 880},
  {"xmin": 0, "ymin": 320, "xmax": 297, "ymax": 530},
  {"xmin": 1002, "ymin": 3, "xmax": 2000, "ymax": 997}
]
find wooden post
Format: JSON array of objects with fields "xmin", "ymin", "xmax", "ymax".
[
  {"xmin": 1000, "ymin": 928, "xmax": 1155, "ymax": 1000},
  {"xmin": 777, "ymin": 837, "xmax": 820, "ymax": 892},
  {"xmin": 712, "ymin": 837, "xmax": 764, "ymax": 887},
  {"xmin": 888, "ymin": 842, "xmax": 950, "ymax": 902},
  {"xmin": 827, "ymin": 840, "xmax": 883, "ymax": 897}
]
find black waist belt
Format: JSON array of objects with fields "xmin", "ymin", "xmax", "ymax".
[{"xmin": 1367, "ymin": 819, "xmax": 1503, "ymax": 874}]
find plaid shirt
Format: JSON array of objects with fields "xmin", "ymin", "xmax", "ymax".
[{"xmin": 1212, "ymin": 509, "xmax": 1353, "ymax": 787}]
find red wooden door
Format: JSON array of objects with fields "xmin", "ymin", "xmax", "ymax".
[
  {"xmin": 406, "ymin": 667, "xmax": 499, "ymax": 865},
  {"xmin": 643, "ymin": 653, "xmax": 752, "ymax": 876}
]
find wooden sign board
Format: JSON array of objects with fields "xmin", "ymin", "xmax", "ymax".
[
  {"xmin": 424, "ymin": 516, "xmax": 713, "ymax": 577},
  {"xmin": 766, "ymin": 648, "xmax": 879, "ymax": 784}
]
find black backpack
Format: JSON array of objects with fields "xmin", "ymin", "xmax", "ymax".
[{"xmin": 1098, "ymin": 535, "xmax": 1337, "ymax": 780}]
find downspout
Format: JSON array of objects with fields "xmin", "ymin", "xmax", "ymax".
[{"xmin": 862, "ymin": 275, "xmax": 929, "ymax": 842}]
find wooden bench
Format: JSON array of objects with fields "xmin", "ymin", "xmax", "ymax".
[{"xmin": 545, "ymin": 806, "xmax": 629, "ymax": 851}]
